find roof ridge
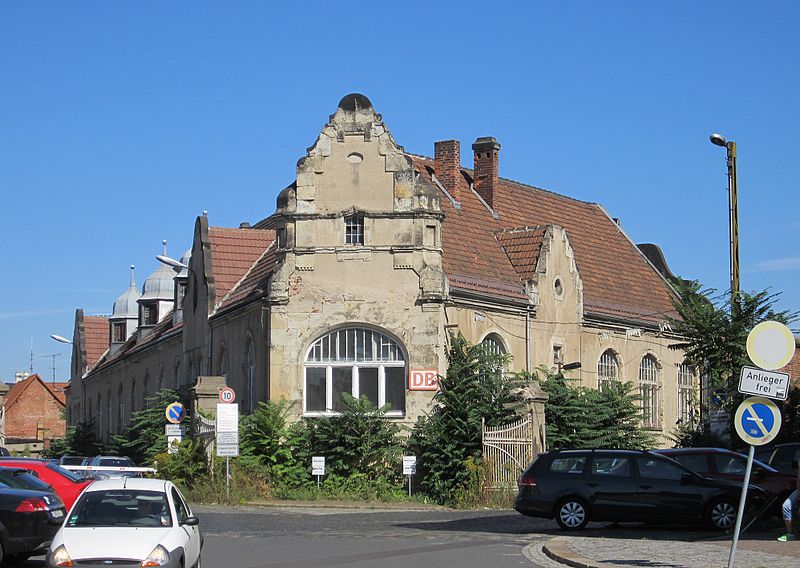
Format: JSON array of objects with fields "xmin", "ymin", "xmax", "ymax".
[{"xmin": 212, "ymin": 239, "xmax": 277, "ymax": 314}]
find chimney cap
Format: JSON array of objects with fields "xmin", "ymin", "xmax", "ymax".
[{"xmin": 472, "ymin": 137, "xmax": 501, "ymax": 152}]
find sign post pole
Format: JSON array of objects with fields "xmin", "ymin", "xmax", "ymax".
[{"xmin": 727, "ymin": 445, "xmax": 754, "ymax": 568}]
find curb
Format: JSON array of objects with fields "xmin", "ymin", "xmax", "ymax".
[
  {"xmin": 243, "ymin": 499, "xmax": 447, "ymax": 511},
  {"xmin": 542, "ymin": 537, "xmax": 620, "ymax": 568}
]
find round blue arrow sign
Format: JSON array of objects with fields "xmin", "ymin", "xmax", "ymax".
[
  {"xmin": 734, "ymin": 396, "xmax": 781, "ymax": 446},
  {"xmin": 165, "ymin": 402, "xmax": 186, "ymax": 424}
]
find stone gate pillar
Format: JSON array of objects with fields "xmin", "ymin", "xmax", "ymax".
[{"xmin": 520, "ymin": 380, "xmax": 549, "ymax": 454}]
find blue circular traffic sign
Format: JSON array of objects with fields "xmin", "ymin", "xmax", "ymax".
[
  {"xmin": 165, "ymin": 402, "xmax": 186, "ymax": 424},
  {"xmin": 734, "ymin": 396, "xmax": 781, "ymax": 446}
]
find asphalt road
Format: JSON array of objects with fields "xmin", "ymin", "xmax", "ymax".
[{"xmin": 194, "ymin": 504, "xmax": 562, "ymax": 568}]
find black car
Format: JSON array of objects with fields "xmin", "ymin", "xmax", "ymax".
[
  {"xmin": 0, "ymin": 487, "xmax": 66, "ymax": 563},
  {"xmin": 513, "ymin": 449, "xmax": 766, "ymax": 531}
]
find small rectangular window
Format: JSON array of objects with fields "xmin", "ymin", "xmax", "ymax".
[
  {"xmin": 553, "ymin": 345, "xmax": 563, "ymax": 364},
  {"xmin": 141, "ymin": 304, "xmax": 158, "ymax": 326},
  {"xmin": 306, "ymin": 368, "xmax": 326, "ymax": 412},
  {"xmin": 332, "ymin": 367, "xmax": 352, "ymax": 412},
  {"xmin": 549, "ymin": 456, "xmax": 586, "ymax": 474},
  {"xmin": 345, "ymin": 215, "xmax": 364, "ymax": 245},
  {"xmin": 112, "ymin": 323, "xmax": 126, "ymax": 343}
]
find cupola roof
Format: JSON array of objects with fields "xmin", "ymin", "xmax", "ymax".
[
  {"xmin": 140, "ymin": 241, "xmax": 177, "ymax": 302},
  {"xmin": 111, "ymin": 265, "xmax": 141, "ymax": 319}
]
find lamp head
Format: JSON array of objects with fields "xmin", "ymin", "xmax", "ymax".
[
  {"xmin": 50, "ymin": 334, "xmax": 72, "ymax": 344},
  {"xmin": 709, "ymin": 133, "xmax": 728, "ymax": 147},
  {"xmin": 156, "ymin": 255, "xmax": 188, "ymax": 270}
]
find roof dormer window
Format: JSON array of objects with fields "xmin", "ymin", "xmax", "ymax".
[
  {"xmin": 141, "ymin": 303, "xmax": 158, "ymax": 326},
  {"xmin": 345, "ymin": 214, "xmax": 364, "ymax": 245},
  {"xmin": 112, "ymin": 322, "xmax": 126, "ymax": 343}
]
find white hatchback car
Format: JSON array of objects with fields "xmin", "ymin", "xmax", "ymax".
[{"xmin": 47, "ymin": 478, "xmax": 202, "ymax": 568}]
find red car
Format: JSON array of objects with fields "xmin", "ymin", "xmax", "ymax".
[
  {"xmin": 654, "ymin": 447, "xmax": 795, "ymax": 516},
  {"xmin": 0, "ymin": 458, "xmax": 92, "ymax": 510}
]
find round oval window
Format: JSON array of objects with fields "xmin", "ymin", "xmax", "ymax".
[{"xmin": 554, "ymin": 277, "xmax": 563, "ymax": 296}]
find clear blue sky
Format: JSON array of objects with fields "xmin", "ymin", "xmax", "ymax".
[{"xmin": 1, "ymin": 2, "xmax": 798, "ymax": 382}]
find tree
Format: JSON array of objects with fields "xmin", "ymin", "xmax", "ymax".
[
  {"xmin": 44, "ymin": 419, "xmax": 103, "ymax": 458},
  {"xmin": 538, "ymin": 370, "xmax": 656, "ymax": 450},
  {"xmin": 408, "ymin": 333, "xmax": 524, "ymax": 505},
  {"xmin": 667, "ymin": 281, "xmax": 798, "ymax": 443},
  {"xmin": 112, "ymin": 388, "xmax": 192, "ymax": 466}
]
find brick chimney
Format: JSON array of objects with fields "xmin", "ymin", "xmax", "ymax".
[
  {"xmin": 472, "ymin": 136, "xmax": 501, "ymax": 209},
  {"xmin": 434, "ymin": 140, "xmax": 461, "ymax": 202}
]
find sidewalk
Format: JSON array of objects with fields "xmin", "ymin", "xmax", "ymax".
[{"xmin": 542, "ymin": 529, "xmax": 800, "ymax": 568}]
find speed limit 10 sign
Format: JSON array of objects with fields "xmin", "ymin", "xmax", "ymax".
[{"xmin": 219, "ymin": 387, "xmax": 236, "ymax": 404}]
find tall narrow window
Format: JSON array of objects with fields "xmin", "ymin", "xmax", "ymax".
[
  {"xmin": 112, "ymin": 322, "xmax": 126, "ymax": 343},
  {"xmin": 598, "ymin": 349, "xmax": 619, "ymax": 392},
  {"xmin": 118, "ymin": 384, "xmax": 125, "ymax": 433},
  {"xmin": 141, "ymin": 303, "xmax": 158, "ymax": 326},
  {"xmin": 678, "ymin": 362, "xmax": 698, "ymax": 425},
  {"xmin": 639, "ymin": 355, "xmax": 660, "ymax": 428},
  {"xmin": 345, "ymin": 215, "xmax": 364, "ymax": 245},
  {"xmin": 305, "ymin": 327, "xmax": 405, "ymax": 415},
  {"xmin": 245, "ymin": 339, "xmax": 255, "ymax": 413}
]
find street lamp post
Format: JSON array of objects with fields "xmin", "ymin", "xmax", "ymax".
[{"xmin": 709, "ymin": 133, "xmax": 740, "ymax": 313}]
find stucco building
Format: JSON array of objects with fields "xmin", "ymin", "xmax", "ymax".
[{"xmin": 65, "ymin": 94, "xmax": 696, "ymax": 445}]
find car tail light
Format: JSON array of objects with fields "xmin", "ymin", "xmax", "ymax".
[
  {"xmin": 518, "ymin": 473, "xmax": 537, "ymax": 488},
  {"xmin": 15, "ymin": 497, "xmax": 48, "ymax": 512}
]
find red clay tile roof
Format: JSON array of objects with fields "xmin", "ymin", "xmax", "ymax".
[
  {"xmin": 216, "ymin": 241, "xmax": 278, "ymax": 312},
  {"xmin": 495, "ymin": 226, "xmax": 548, "ymax": 282},
  {"xmin": 208, "ymin": 227, "xmax": 276, "ymax": 306},
  {"xmin": 411, "ymin": 156, "xmax": 678, "ymax": 325},
  {"xmin": 83, "ymin": 315, "xmax": 109, "ymax": 370},
  {"xmin": 4, "ymin": 375, "xmax": 66, "ymax": 411}
]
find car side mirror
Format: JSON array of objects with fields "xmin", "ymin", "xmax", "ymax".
[{"xmin": 181, "ymin": 516, "xmax": 200, "ymax": 526}]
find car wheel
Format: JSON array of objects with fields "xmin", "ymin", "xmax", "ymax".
[
  {"xmin": 194, "ymin": 555, "xmax": 202, "ymax": 568},
  {"xmin": 707, "ymin": 497, "xmax": 737, "ymax": 530},
  {"xmin": 555, "ymin": 497, "xmax": 590, "ymax": 530}
]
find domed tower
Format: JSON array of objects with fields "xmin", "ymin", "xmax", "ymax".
[
  {"xmin": 173, "ymin": 248, "xmax": 192, "ymax": 325},
  {"xmin": 109, "ymin": 265, "xmax": 141, "ymax": 354},
  {"xmin": 137, "ymin": 240, "xmax": 177, "ymax": 339}
]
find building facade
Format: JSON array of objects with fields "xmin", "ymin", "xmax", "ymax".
[{"xmin": 66, "ymin": 94, "xmax": 696, "ymax": 445}]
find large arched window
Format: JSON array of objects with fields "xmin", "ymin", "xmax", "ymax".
[
  {"xmin": 305, "ymin": 327, "xmax": 406, "ymax": 416},
  {"xmin": 245, "ymin": 337, "xmax": 255, "ymax": 413},
  {"xmin": 217, "ymin": 344, "xmax": 229, "ymax": 378},
  {"xmin": 678, "ymin": 362, "xmax": 698, "ymax": 425},
  {"xmin": 639, "ymin": 354, "xmax": 660, "ymax": 428},
  {"xmin": 597, "ymin": 349, "xmax": 619, "ymax": 391},
  {"xmin": 480, "ymin": 333, "xmax": 507, "ymax": 358}
]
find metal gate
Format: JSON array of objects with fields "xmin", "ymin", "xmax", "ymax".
[{"xmin": 482, "ymin": 413, "xmax": 536, "ymax": 491}]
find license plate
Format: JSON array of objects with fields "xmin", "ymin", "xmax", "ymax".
[{"xmin": 51, "ymin": 509, "xmax": 64, "ymax": 518}]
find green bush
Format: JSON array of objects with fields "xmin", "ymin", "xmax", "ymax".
[
  {"xmin": 153, "ymin": 437, "xmax": 208, "ymax": 489},
  {"xmin": 408, "ymin": 333, "xmax": 524, "ymax": 506}
]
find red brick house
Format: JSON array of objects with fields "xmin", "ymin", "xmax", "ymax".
[{"xmin": 3, "ymin": 374, "xmax": 67, "ymax": 452}]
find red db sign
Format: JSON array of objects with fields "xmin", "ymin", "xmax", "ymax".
[{"xmin": 409, "ymin": 369, "xmax": 439, "ymax": 391}]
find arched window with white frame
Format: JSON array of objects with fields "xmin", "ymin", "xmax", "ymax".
[
  {"xmin": 305, "ymin": 326, "xmax": 406, "ymax": 416},
  {"xmin": 678, "ymin": 362, "xmax": 698, "ymax": 425},
  {"xmin": 639, "ymin": 354, "xmax": 660, "ymax": 428},
  {"xmin": 597, "ymin": 349, "xmax": 619, "ymax": 391}
]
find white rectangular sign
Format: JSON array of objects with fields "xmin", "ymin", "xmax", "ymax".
[
  {"xmin": 312, "ymin": 456, "xmax": 325, "ymax": 476},
  {"xmin": 402, "ymin": 455, "xmax": 417, "ymax": 475},
  {"xmin": 217, "ymin": 431, "xmax": 239, "ymax": 445},
  {"xmin": 216, "ymin": 403, "xmax": 239, "ymax": 432},
  {"xmin": 167, "ymin": 435, "xmax": 182, "ymax": 454},
  {"xmin": 165, "ymin": 424, "xmax": 185, "ymax": 436},
  {"xmin": 739, "ymin": 366, "xmax": 790, "ymax": 400},
  {"xmin": 217, "ymin": 444, "xmax": 239, "ymax": 457}
]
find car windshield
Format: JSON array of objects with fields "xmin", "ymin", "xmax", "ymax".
[
  {"xmin": 46, "ymin": 463, "xmax": 86, "ymax": 483},
  {"xmin": 59, "ymin": 456, "xmax": 85, "ymax": 466},
  {"xmin": 98, "ymin": 458, "xmax": 133, "ymax": 467},
  {"xmin": 67, "ymin": 490, "xmax": 173, "ymax": 528}
]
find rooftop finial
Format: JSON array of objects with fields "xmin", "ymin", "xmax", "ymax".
[
  {"xmin": 202, "ymin": 210, "xmax": 208, "ymax": 217},
  {"xmin": 162, "ymin": 240, "xmax": 167, "ymax": 256},
  {"xmin": 130, "ymin": 265, "xmax": 136, "ymax": 287}
]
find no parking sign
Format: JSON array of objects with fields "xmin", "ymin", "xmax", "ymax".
[{"xmin": 734, "ymin": 396, "xmax": 782, "ymax": 446}]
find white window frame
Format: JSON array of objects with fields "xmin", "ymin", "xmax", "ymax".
[
  {"xmin": 639, "ymin": 354, "xmax": 660, "ymax": 428},
  {"xmin": 344, "ymin": 214, "xmax": 364, "ymax": 245},
  {"xmin": 598, "ymin": 349, "xmax": 620, "ymax": 391},
  {"xmin": 678, "ymin": 362, "xmax": 698, "ymax": 425},
  {"xmin": 304, "ymin": 327, "xmax": 405, "ymax": 417}
]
